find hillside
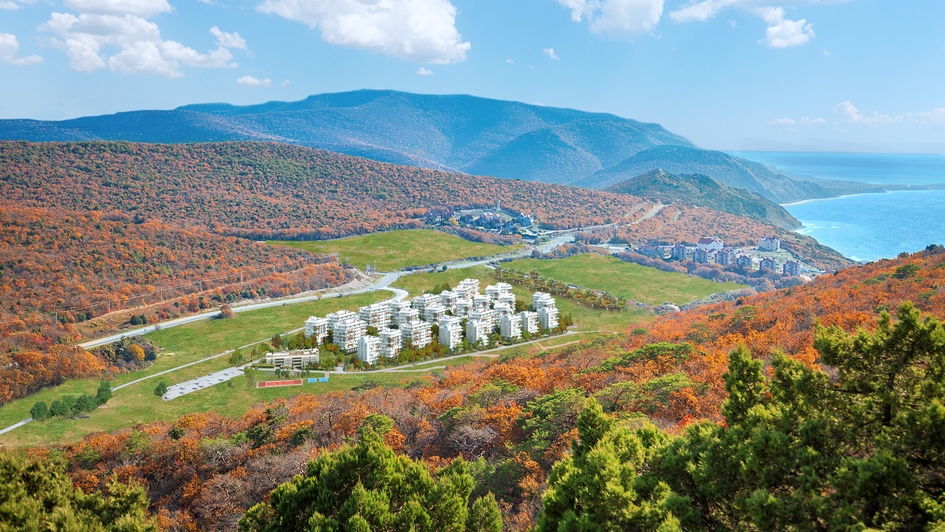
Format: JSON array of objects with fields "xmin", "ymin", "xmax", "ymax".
[
  {"xmin": 36, "ymin": 247, "xmax": 945, "ymax": 531},
  {"xmin": 0, "ymin": 90, "xmax": 871, "ymax": 203},
  {"xmin": 606, "ymin": 169, "xmax": 802, "ymax": 229}
]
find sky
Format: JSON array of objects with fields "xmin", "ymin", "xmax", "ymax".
[{"xmin": 2, "ymin": 0, "xmax": 944, "ymax": 152}]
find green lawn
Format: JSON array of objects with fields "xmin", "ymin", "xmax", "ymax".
[
  {"xmin": 0, "ymin": 292, "xmax": 387, "ymax": 448},
  {"xmin": 269, "ymin": 230, "xmax": 522, "ymax": 271},
  {"xmin": 503, "ymin": 254, "xmax": 746, "ymax": 306}
]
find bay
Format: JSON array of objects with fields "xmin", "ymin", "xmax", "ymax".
[{"xmin": 732, "ymin": 152, "xmax": 945, "ymax": 262}]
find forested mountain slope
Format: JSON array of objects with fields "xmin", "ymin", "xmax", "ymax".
[{"xmin": 0, "ymin": 90, "xmax": 871, "ymax": 202}]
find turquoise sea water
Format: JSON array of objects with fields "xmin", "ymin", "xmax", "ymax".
[{"xmin": 732, "ymin": 152, "xmax": 945, "ymax": 262}]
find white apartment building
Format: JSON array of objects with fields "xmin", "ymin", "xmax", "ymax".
[
  {"xmin": 500, "ymin": 313, "xmax": 523, "ymax": 340},
  {"xmin": 439, "ymin": 290, "xmax": 459, "ymax": 313},
  {"xmin": 423, "ymin": 304, "xmax": 447, "ymax": 324},
  {"xmin": 358, "ymin": 335, "xmax": 381, "ymax": 365},
  {"xmin": 438, "ymin": 316, "xmax": 464, "ymax": 351},
  {"xmin": 359, "ymin": 302, "xmax": 391, "ymax": 330},
  {"xmin": 455, "ymin": 279, "xmax": 480, "ymax": 300},
  {"xmin": 472, "ymin": 294, "xmax": 491, "ymax": 312},
  {"xmin": 304, "ymin": 316, "xmax": 329, "ymax": 345},
  {"xmin": 455, "ymin": 299, "xmax": 472, "ymax": 318},
  {"xmin": 493, "ymin": 302, "xmax": 513, "ymax": 321},
  {"xmin": 532, "ymin": 292, "xmax": 556, "ymax": 311},
  {"xmin": 498, "ymin": 293, "xmax": 516, "ymax": 309},
  {"xmin": 486, "ymin": 283, "xmax": 513, "ymax": 302},
  {"xmin": 411, "ymin": 294, "xmax": 440, "ymax": 314},
  {"xmin": 466, "ymin": 320, "xmax": 491, "ymax": 346},
  {"xmin": 390, "ymin": 300, "xmax": 412, "ymax": 322},
  {"xmin": 520, "ymin": 311, "xmax": 539, "ymax": 335},
  {"xmin": 333, "ymin": 317, "xmax": 367, "ymax": 353},
  {"xmin": 469, "ymin": 309, "xmax": 496, "ymax": 331},
  {"xmin": 759, "ymin": 236, "xmax": 782, "ymax": 252},
  {"xmin": 326, "ymin": 310, "xmax": 359, "ymax": 329},
  {"xmin": 379, "ymin": 329, "xmax": 402, "ymax": 359},
  {"xmin": 266, "ymin": 349, "xmax": 319, "ymax": 369},
  {"xmin": 395, "ymin": 308, "xmax": 420, "ymax": 328},
  {"xmin": 401, "ymin": 321, "xmax": 433, "ymax": 349},
  {"xmin": 539, "ymin": 306, "xmax": 560, "ymax": 331}
]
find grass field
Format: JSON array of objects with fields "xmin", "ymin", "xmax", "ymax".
[
  {"xmin": 269, "ymin": 230, "xmax": 522, "ymax": 271},
  {"xmin": 502, "ymin": 254, "xmax": 746, "ymax": 306},
  {"xmin": 0, "ymin": 292, "xmax": 388, "ymax": 448}
]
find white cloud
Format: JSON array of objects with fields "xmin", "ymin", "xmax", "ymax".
[
  {"xmin": 543, "ymin": 47, "xmax": 559, "ymax": 60},
  {"xmin": 801, "ymin": 116, "xmax": 826, "ymax": 124},
  {"xmin": 835, "ymin": 101, "xmax": 897, "ymax": 125},
  {"xmin": 236, "ymin": 75, "xmax": 270, "ymax": 86},
  {"xmin": 416, "ymin": 67, "xmax": 433, "ymax": 75},
  {"xmin": 669, "ymin": 0, "xmax": 738, "ymax": 22},
  {"xmin": 210, "ymin": 26, "xmax": 246, "ymax": 50},
  {"xmin": 64, "ymin": 0, "xmax": 172, "ymax": 17},
  {"xmin": 0, "ymin": 33, "xmax": 43, "ymax": 65},
  {"xmin": 822, "ymin": 49, "xmax": 831, "ymax": 56},
  {"xmin": 42, "ymin": 8, "xmax": 239, "ymax": 77},
  {"xmin": 834, "ymin": 101, "xmax": 945, "ymax": 126},
  {"xmin": 0, "ymin": 1, "xmax": 21, "ymax": 9},
  {"xmin": 671, "ymin": 1, "xmax": 824, "ymax": 47},
  {"xmin": 554, "ymin": 0, "xmax": 663, "ymax": 39},
  {"xmin": 757, "ymin": 7, "xmax": 813, "ymax": 48},
  {"xmin": 506, "ymin": 58, "xmax": 514, "ymax": 64},
  {"xmin": 770, "ymin": 117, "xmax": 795, "ymax": 125},
  {"xmin": 256, "ymin": 0, "xmax": 470, "ymax": 64},
  {"xmin": 280, "ymin": 79, "xmax": 290, "ymax": 88},
  {"xmin": 914, "ymin": 108, "xmax": 945, "ymax": 124}
]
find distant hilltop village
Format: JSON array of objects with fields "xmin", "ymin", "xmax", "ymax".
[
  {"xmin": 633, "ymin": 236, "xmax": 803, "ymax": 276},
  {"xmin": 266, "ymin": 279, "xmax": 561, "ymax": 369}
]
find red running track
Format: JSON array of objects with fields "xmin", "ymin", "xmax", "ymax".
[{"xmin": 256, "ymin": 379, "xmax": 303, "ymax": 388}]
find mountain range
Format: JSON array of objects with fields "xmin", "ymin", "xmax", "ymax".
[{"xmin": 0, "ymin": 90, "xmax": 879, "ymax": 204}]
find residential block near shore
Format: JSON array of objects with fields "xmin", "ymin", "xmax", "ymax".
[{"xmin": 281, "ymin": 278, "xmax": 563, "ymax": 368}]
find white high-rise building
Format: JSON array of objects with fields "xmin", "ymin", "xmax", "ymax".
[
  {"xmin": 359, "ymin": 302, "xmax": 391, "ymax": 330},
  {"xmin": 423, "ymin": 304, "xmax": 447, "ymax": 324},
  {"xmin": 395, "ymin": 308, "xmax": 420, "ymax": 328},
  {"xmin": 455, "ymin": 299, "xmax": 472, "ymax": 318},
  {"xmin": 438, "ymin": 317, "xmax": 464, "ymax": 351},
  {"xmin": 326, "ymin": 310, "xmax": 359, "ymax": 329},
  {"xmin": 466, "ymin": 320, "xmax": 490, "ymax": 346},
  {"xmin": 520, "ymin": 311, "xmax": 539, "ymax": 335},
  {"xmin": 390, "ymin": 300, "xmax": 412, "ymax": 325},
  {"xmin": 539, "ymin": 306, "xmax": 560, "ymax": 331},
  {"xmin": 469, "ymin": 309, "xmax": 496, "ymax": 331},
  {"xmin": 486, "ymin": 283, "xmax": 513, "ymax": 302},
  {"xmin": 358, "ymin": 335, "xmax": 381, "ymax": 365},
  {"xmin": 455, "ymin": 279, "xmax": 480, "ymax": 300},
  {"xmin": 304, "ymin": 316, "xmax": 329, "ymax": 345},
  {"xmin": 498, "ymin": 293, "xmax": 516, "ymax": 309},
  {"xmin": 472, "ymin": 294, "xmax": 491, "ymax": 312},
  {"xmin": 401, "ymin": 321, "xmax": 433, "ymax": 349},
  {"xmin": 379, "ymin": 329, "xmax": 402, "ymax": 359},
  {"xmin": 333, "ymin": 317, "xmax": 367, "ymax": 353},
  {"xmin": 439, "ymin": 290, "xmax": 459, "ymax": 313},
  {"xmin": 411, "ymin": 294, "xmax": 440, "ymax": 314},
  {"xmin": 493, "ymin": 302, "xmax": 513, "ymax": 322},
  {"xmin": 500, "ymin": 313, "xmax": 523, "ymax": 340},
  {"xmin": 532, "ymin": 292, "xmax": 556, "ymax": 311}
]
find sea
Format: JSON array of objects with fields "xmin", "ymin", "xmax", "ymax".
[{"xmin": 731, "ymin": 152, "xmax": 945, "ymax": 262}]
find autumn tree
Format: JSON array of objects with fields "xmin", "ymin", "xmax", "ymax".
[
  {"xmin": 239, "ymin": 415, "xmax": 502, "ymax": 532},
  {"xmin": 0, "ymin": 451, "xmax": 159, "ymax": 531}
]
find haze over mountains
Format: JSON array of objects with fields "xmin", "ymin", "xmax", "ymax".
[{"xmin": 0, "ymin": 90, "xmax": 876, "ymax": 204}]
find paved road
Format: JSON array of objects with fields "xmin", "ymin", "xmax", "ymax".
[{"xmin": 79, "ymin": 275, "xmax": 404, "ymax": 349}]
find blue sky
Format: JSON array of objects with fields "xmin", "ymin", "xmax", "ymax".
[{"xmin": 2, "ymin": 0, "xmax": 944, "ymax": 152}]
